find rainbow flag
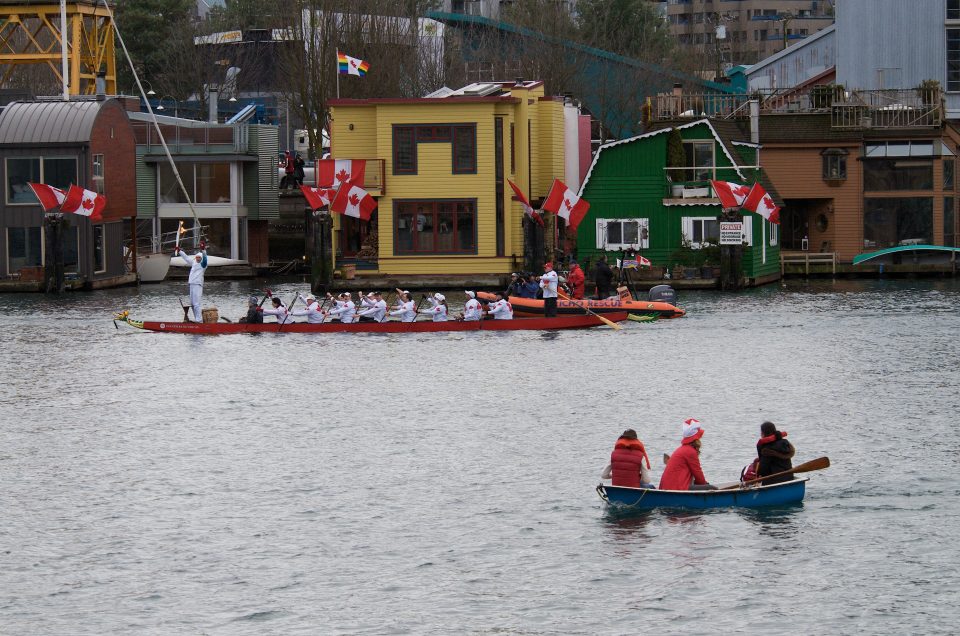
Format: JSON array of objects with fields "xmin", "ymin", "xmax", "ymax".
[{"xmin": 338, "ymin": 50, "xmax": 370, "ymax": 77}]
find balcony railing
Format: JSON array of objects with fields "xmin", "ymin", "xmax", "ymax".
[
  {"xmin": 650, "ymin": 87, "xmax": 944, "ymax": 129},
  {"xmin": 133, "ymin": 121, "xmax": 249, "ymax": 153}
]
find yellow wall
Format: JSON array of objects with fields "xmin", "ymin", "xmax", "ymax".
[{"xmin": 330, "ymin": 88, "xmax": 565, "ymax": 276}]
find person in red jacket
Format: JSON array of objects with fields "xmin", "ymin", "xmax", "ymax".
[
  {"xmin": 659, "ymin": 418, "xmax": 716, "ymax": 491},
  {"xmin": 566, "ymin": 260, "xmax": 586, "ymax": 299},
  {"xmin": 605, "ymin": 429, "xmax": 653, "ymax": 488}
]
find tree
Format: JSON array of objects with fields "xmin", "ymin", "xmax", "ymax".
[{"xmin": 114, "ymin": 0, "xmax": 197, "ymax": 97}]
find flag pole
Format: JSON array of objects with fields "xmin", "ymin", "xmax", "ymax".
[{"xmin": 335, "ymin": 49, "xmax": 340, "ymax": 99}]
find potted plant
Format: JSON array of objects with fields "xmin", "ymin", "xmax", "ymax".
[{"xmin": 700, "ymin": 241, "xmax": 720, "ymax": 278}]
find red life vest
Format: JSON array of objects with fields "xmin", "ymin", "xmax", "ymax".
[{"xmin": 610, "ymin": 438, "xmax": 650, "ymax": 488}]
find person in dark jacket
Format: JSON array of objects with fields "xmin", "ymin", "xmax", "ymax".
[
  {"xmin": 756, "ymin": 421, "xmax": 795, "ymax": 485},
  {"xmin": 239, "ymin": 295, "xmax": 264, "ymax": 323},
  {"xmin": 594, "ymin": 255, "xmax": 614, "ymax": 299}
]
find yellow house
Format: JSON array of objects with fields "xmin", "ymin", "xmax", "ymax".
[{"xmin": 328, "ymin": 81, "xmax": 568, "ymax": 276}]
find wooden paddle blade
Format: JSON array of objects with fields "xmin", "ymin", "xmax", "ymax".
[
  {"xmin": 596, "ymin": 313, "xmax": 623, "ymax": 330},
  {"xmin": 663, "ymin": 453, "xmax": 671, "ymax": 465},
  {"xmin": 793, "ymin": 456, "xmax": 830, "ymax": 473}
]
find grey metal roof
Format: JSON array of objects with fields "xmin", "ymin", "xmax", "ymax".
[{"xmin": 0, "ymin": 100, "xmax": 105, "ymax": 145}]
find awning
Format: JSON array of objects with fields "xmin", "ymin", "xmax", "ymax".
[{"xmin": 143, "ymin": 154, "xmax": 258, "ymax": 163}]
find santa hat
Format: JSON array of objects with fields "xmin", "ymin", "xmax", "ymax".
[
  {"xmin": 544, "ymin": 261, "xmax": 553, "ymax": 270},
  {"xmin": 681, "ymin": 418, "xmax": 704, "ymax": 445},
  {"xmin": 465, "ymin": 290, "xmax": 476, "ymax": 299}
]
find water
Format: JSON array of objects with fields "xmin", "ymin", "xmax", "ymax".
[{"xmin": 1, "ymin": 278, "xmax": 959, "ymax": 634}]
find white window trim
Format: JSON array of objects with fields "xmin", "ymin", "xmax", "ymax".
[{"xmin": 596, "ymin": 217, "xmax": 649, "ymax": 251}]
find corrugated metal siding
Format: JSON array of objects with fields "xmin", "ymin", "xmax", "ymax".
[
  {"xmin": 250, "ymin": 125, "xmax": 279, "ymax": 220},
  {"xmin": 135, "ymin": 147, "xmax": 156, "ymax": 218},
  {"xmin": 837, "ymin": 0, "xmax": 945, "ymax": 91},
  {"xmin": 0, "ymin": 101, "xmax": 102, "ymax": 145}
]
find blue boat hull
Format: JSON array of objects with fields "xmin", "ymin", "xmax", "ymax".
[{"xmin": 598, "ymin": 478, "xmax": 807, "ymax": 510}]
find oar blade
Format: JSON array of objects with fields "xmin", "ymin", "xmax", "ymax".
[{"xmin": 793, "ymin": 456, "xmax": 830, "ymax": 473}]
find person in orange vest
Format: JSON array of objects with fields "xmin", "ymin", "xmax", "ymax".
[
  {"xmin": 566, "ymin": 260, "xmax": 586, "ymax": 299},
  {"xmin": 602, "ymin": 429, "xmax": 653, "ymax": 488}
]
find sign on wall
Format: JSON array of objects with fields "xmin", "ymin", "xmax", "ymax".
[{"xmin": 720, "ymin": 221, "xmax": 744, "ymax": 245}]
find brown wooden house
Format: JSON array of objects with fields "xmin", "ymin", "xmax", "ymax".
[{"xmin": 0, "ymin": 98, "xmax": 137, "ymax": 289}]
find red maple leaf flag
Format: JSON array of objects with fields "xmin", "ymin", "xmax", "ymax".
[
  {"xmin": 27, "ymin": 183, "xmax": 67, "ymax": 211},
  {"xmin": 330, "ymin": 181, "xmax": 377, "ymax": 220},
  {"xmin": 542, "ymin": 178, "xmax": 590, "ymax": 231},
  {"xmin": 300, "ymin": 185, "xmax": 337, "ymax": 211},
  {"xmin": 317, "ymin": 159, "xmax": 367, "ymax": 187},
  {"xmin": 507, "ymin": 178, "xmax": 544, "ymax": 227},
  {"xmin": 742, "ymin": 183, "xmax": 781, "ymax": 224},
  {"xmin": 60, "ymin": 184, "xmax": 105, "ymax": 221},
  {"xmin": 710, "ymin": 180, "xmax": 752, "ymax": 209}
]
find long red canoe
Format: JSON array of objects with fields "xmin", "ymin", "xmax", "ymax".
[
  {"xmin": 476, "ymin": 293, "xmax": 685, "ymax": 319},
  {"xmin": 115, "ymin": 312, "xmax": 629, "ymax": 334}
]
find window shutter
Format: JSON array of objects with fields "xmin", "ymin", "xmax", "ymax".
[
  {"xmin": 596, "ymin": 219, "xmax": 607, "ymax": 249},
  {"xmin": 639, "ymin": 218, "xmax": 650, "ymax": 248},
  {"xmin": 741, "ymin": 216, "xmax": 753, "ymax": 246}
]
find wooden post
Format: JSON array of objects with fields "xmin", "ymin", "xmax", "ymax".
[
  {"xmin": 311, "ymin": 211, "xmax": 333, "ymax": 294},
  {"xmin": 719, "ymin": 208, "xmax": 742, "ymax": 291},
  {"xmin": 43, "ymin": 214, "xmax": 65, "ymax": 294}
]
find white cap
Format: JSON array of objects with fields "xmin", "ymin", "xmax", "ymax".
[
  {"xmin": 465, "ymin": 290, "xmax": 476, "ymax": 299},
  {"xmin": 434, "ymin": 293, "xmax": 445, "ymax": 302}
]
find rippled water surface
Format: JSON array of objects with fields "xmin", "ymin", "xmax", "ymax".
[{"xmin": 2, "ymin": 278, "xmax": 959, "ymax": 634}]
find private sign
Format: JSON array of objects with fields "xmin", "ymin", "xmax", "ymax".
[{"xmin": 720, "ymin": 221, "xmax": 744, "ymax": 245}]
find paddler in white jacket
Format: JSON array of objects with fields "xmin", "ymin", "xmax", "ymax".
[
  {"xmin": 262, "ymin": 296, "xmax": 292, "ymax": 324},
  {"xmin": 175, "ymin": 241, "xmax": 207, "ymax": 321},
  {"xmin": 357, "ymin": 291, "xmax": 387, "ymax": 322},
  {"xmin": 291, "ymin": 294, "xmax": 325, "ymax": 323},
  {"xmin": 326, "ymin": 292, "xmax": 357, "ymax": 323},
  {"xmin": 389, "ymin": 290, "xmax": 417, "ymax": 322},
  {"xmin": 421, "ymin": 293, "xmax": 449, "ymax": 322},
  {"xmin": 487, "ymin": 291, "xmax": 514, "ymax": 320},
  {"xmin": 461, "ymin": 290, "xmax": 482, "ymax": 321}
]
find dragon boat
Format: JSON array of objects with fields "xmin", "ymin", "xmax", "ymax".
[{"xmin": 113, "ymin": 312, "xmax": 629, "ymax": 334}]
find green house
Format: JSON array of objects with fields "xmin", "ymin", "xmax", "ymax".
[{"xmin": 576, "ymin": 119, "xmax": 781, "ymax": 286}]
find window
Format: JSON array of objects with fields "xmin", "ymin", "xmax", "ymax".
[
  {"xmin": 393, "ymin": 126, "xmax": 417, "ymax": 174},
  {"xmin": 158, "ymin": 162, "xmax": 231, "ymax": 203},
  {"xmin": 946, "ymin": 197, "xmax": 956, "ymax": 247},
  {"xmin": 394, "ymin": 200, "xmax": 477, "ymax": 254},
  {"xmin": 945, "ymin": 159, "xmax": 955, "ymax": 190},
  {"xmin": 864, "ymin": 159, "xmax": 933, "ymax": 191},
  {"xmin": 682, "ymin": 216, "xmax": 721, "ymax": 248},
  {"xmin": 93, "ymin": 154, "xmax": 104, "ymax": 195},
  {"xmin": 863, "ymin": 197, "xmax": 933, "ymax": 248},
  {"xmin": 453, "ymin": 125, "xmax": 477, "ymax": 174},
  {"xmin": 949, "ymin": 0, "xmax": 960, "ymax": 19},
  {"xmin": 949, "ymin": 29, "xmax": 960, "ymax": 91},
  {"xmin": 5, "ymin": 157, "xmax": 77, "ymax": 204},
  {"xmin": 93, "ymin": 224, "xmax": 105, "ymax": 272},
  {"xmin": 596, "ymin": 218, "xmax": 649, "ymax": 251},
  {"xmin": 392, "ymin": 124, "xmax": 477, "ymax": 175},
  {"xmin": 682, "ymin": 141, "xmax": 714, "ymax": 181},
  {"xmin": 822, "ymin": 149, "xmax": 848, "ymax": 180},
  {"xmin": 7, "ymin": 226, "xmax": 43, "ymax": 271}
]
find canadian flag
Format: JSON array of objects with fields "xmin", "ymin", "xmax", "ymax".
[
  {"xmin": 710, "ymin": 180, "xmax": 752, "ymax": 209},
  {"xmin": 60, "ymin": 184, "xmax": 105, "ymax": 221},
  {"xmin": 330, "ymin": 181, "xmax": 377, "ymax": 220},
  {"xmin": 542, "ymin": 178, "xmax": 590, "ymax": 231},
  {"xmin": 507, "ymin": 178, "xmax": 544, "ymax": 227},
  {"xmin": 742, "ymin": 183, "xmax": 781, "ymax": 224},
  {"xmin": 300, "ymin": 185, "xmax": 338, "ymax": 211},
  {"xmin": 27, "ymin": 183, "xmax": 66, "ymax": 211},
  {"xmin": 317, "ymin": 159, "xmax": 366, "ymax": 188}
]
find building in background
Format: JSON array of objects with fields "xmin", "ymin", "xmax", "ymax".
[
  {"xmin": 439, "ymin": 0, "xmax": 578, "ymax": 20},
  {"xmin": 664, "ymin": 0, "xmax": 834, "ymax": 68}
]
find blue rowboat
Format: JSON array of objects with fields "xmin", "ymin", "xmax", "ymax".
[{"xmin": 596, "ymin": 478, "xmax": 807, "ymax": 510}]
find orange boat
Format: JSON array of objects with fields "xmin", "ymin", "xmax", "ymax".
[{"xmin": 476, "ymin": 291, "xmax": 685, "ymax": 319}]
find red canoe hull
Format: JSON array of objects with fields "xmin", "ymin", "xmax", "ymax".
[
  {"xmin": 476, "ymin": 293, "xmax": 685, "ymax": 318},
  {"xmin": 121, "ymin": 313, "xmax": 629, "ymax": 334}
]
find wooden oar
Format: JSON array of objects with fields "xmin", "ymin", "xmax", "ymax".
[
  {"xmin": 722, "ymin": 456, "xmax": 831, "ymax": 490},
  {"xmin": 277, "ymin": 293, "xmax": 299, "ymax": 332},
  {"xmin": 556, "ymin": 288, "xmax": 621, "ymax": 330}
]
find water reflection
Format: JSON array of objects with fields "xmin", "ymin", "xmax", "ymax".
[{"xmin": 736, "ymin": 504, "xmax": 805, "ymax": 539}]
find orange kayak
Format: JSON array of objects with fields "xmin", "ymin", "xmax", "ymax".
[{"xmin": 476, "ymin": 293, "xmax": 685, "ymax": 319}]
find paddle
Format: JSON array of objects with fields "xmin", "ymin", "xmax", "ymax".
[
  {"xmin": 277, "ymin": 294, "xmax": 298, "ymax": 332},
  {"xmin": 722, "ymin": 456, "xmax": 831, "ymax": 490},
  {"xmin": 407, "ymin": 294, "xmax": 428, "ymax": 327},
  {"xmin": 178, "ymin": 297, "xmax": 190, "ymax": 322},
  {"xmin": 557, "ymin": 288, "xmax": 622, "ymax": 330}
]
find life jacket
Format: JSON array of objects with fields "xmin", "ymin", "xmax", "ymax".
[{"xmin": 610, "ymin": 438, "xmax": 651, "ymax": 488}]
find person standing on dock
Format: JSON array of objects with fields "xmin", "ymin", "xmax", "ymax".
[
  {"xmin": 389, "ymin": 290, "xmax": 417, "ymax": 322},
  {"xmin": 291, "ymin": 294, "xmax": 325, "ymax": 323},
  {"xmin": 540, "ymin": 261, "xmax": 559, "ymax": 317},
  {"xmin": 486, "ymin": 291, "xmax": 513, "ymax": 320},
  {"xmin": 461, "ymin": 291, "xmax": 482, "ymax": 321},
  {"xmin": 357, "ymin": 291, "xmax": 387, "ymax": 322},
  {"xmin": 175, "ymin": 241, "xmax": 207, "ymax": 322},
  {"xmin": 659, "ymin": 419, "xmax": 715, "ymax": 491}
]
